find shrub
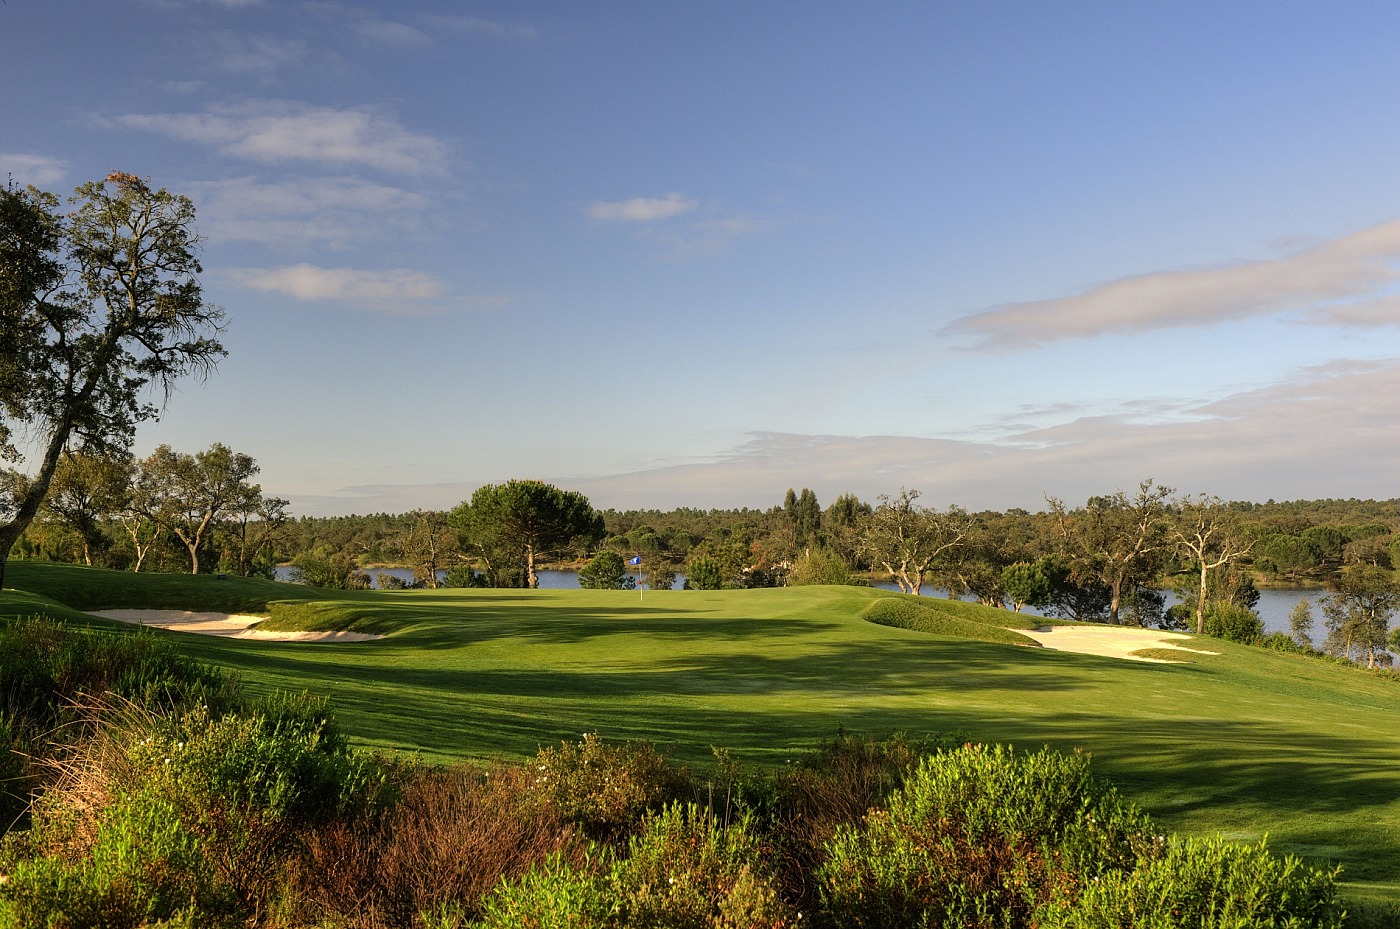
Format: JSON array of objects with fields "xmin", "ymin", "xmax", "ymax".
[
  {"xmin": 473, "ymin": 850, "xmax": 613, "ymax": 929},
  {"xmin": 476, "ymin": 805, "xmax": 797, "ymax": 929},
  {"xmin": 525, "ymin": 734, "xmax": 692, "ymax": 843},
  {"xmin": 612, "ymin": 802, "xmax": 797, "ymax": 928},
  {"xmin": 1203, "ymin": 603, "xmax": 1264, "ymax": 644},
  {"xmin": 818, "ymin": 743, "xmax": 1153, "ymax": 929},
  {"xmin": 4, "ymin": 691, "xmax": 386, "ymax": 926},
  {"xmin": 0, "ymin": 790, "xmax": 238, "ymax": 928},
  {"xmin": 787, "ymin": 550, "xmax": 867, "ymax": 587},
  {"xmin": 579, "ymin": 551, "xmax": 637, "ymax": 590},
  {"xmin": 288, "ymin": 762, "xmax": 587, "ymax": 927},
  {"xmin": 1039, "ymin": 835, "xmax": 1344, "ymax": 929},
  {"xmin": 0, "ymin": 618, "xmax": 238, "ymax": 827},
  {"xmin": 1259, "ymin": 631, "xmax": 1306, "ymax": 653}
]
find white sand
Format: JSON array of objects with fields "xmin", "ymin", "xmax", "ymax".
[
  {"xmin": 89, "ymin": 609, "xmax": 382, "ymax": 642},
  {"xmin": 1019, "ymin": 624, "xmax": 1218, "ymax": 663}
]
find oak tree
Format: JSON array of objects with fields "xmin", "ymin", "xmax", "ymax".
[{"xmin": 0, "ymin": 174, "xmax": 224, "ymax": 586}]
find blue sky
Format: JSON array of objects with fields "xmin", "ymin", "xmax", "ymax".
[{"xmin": 3, "ymin": 1, "xmax": 1397, "ymax": 515}]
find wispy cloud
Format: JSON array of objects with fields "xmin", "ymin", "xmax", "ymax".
[
  {"xmin": 563, "ymin": 358, "xmax": 1400, "ymax": 510},
  {"xmin": 192, "ymin": 175, "xmax": 428, "ymax": 247},
  {"xmin": 947, "ymin": 220, "xmax": 1400, "ymax": 348},
  {"xmin": 114, "ymin": 101, "xmax": 448, "ymax": 175},
  {"xmin": 227, "ymin": 263, "xmax": 448, "ymax": 312},
  {"xmin": 352, "ymin": 20, "xmax": 433, "ymax": 49},
  {"xmin": 211, "ymin": 33, "xmax": 312, "ymax": 80},
  {"xmin": 588, "ymin": 193, "xmax": 697, "ymax": 222},
  {"xmin": 421, "ymin": 14, "xmax": 537, "ymax": 40},
  {"xmin": 1303, "ymin": 294, "xmax": 1400, "ymax": 328},
  {"xmin": 0, "ymin": 153, "xmax": 69, "ymax": 187}
]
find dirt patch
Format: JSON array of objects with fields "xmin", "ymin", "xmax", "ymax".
[
  {"xmin": 89, "ymin": 610, "xmax": 383, "ymax": 643},
  {"xmin": 1018, "ymin": 624, "xmax": 1218, "ymax": 663}
]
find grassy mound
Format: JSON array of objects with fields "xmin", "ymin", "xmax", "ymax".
[{"xmin": 861, "ymin": 596, "xmax": 1042, "ymax": 647}]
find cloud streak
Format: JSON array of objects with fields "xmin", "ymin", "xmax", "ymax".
[
  {"xmin": 567, "ymin": 358, "xmax": 1400, "ymax": 511},
  {"xmin": 0, "ymin": 153, "xmax": 69, "ymax": 187},
  {"xmin": 947, "ymin": 220, "xmax": 1400, "ymax": 348},
  {"xmin": 588, "ymin": 193, "xmax": 697, "ymax": 222},
  {"xmin": 115, "ymin": 101, "xmax": 447, "ymax": 175},
  {"xmin": 193, "ymin": 175, "xmax": 428, "ymax": 247},
  {"xmin": 227, "ymin": 264, "xmax": 448, "ymax": 312}
]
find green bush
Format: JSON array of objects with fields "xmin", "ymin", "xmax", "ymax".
[
  {"xmin": 473, "ymin": 850, "xmax": 613, "ymax": 929},
  {"xmin": 525, "ymin": 734, "xmax": 692, "ymax": 843},
  {"xmin": 1259, "ymin": 631, "xmax": 1306, "ymax": 653},
  {"xmin": 0, "ymin": 617, "xmax": 238, "ymax": 827},
  {"xmin": 1203, "ymin": 603, "xmax": 1264, "ymax": 644},
  {"xmin": 1039, "ymin": 834, "xmax": 1343, "ymax": 929},
  {"xmin": 476, "ymin": 805, "xmax": 796, "ymax": 929},
  {"xmin": 818, "ymin": 743, "xmax": 1153, "ymax": 928},
  {"xmin": 613, "ymin": 802, "xmax": 796, "ymax": 928},
  {"xmin": 0, "ymin": 790, "xmax": 238, "ymax": 928}
]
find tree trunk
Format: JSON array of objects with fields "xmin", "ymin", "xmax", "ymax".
[
  {"xmin": 525, "ymin": 543, "xmax": 538, "ymax": 588},
  {"xmin": 1195, "ymin": 561, "xmax": 1209, "ymax": 635}
]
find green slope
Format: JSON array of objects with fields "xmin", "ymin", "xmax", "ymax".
[{"xmin": 4, "ymin": 561, "xmax": 1398, "ymax": 906}]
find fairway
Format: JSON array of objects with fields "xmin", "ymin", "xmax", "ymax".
[{"xmin": 5, "ymin": 562, "xmax": 1399, "ymax": 907}]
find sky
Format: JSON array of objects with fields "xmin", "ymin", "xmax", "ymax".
[{"xmin": 2, "ymin": 1, "xmax": 1398, "ymax": 516}]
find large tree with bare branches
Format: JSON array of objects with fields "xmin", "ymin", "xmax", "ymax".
[
  {"xmin": 0, "ymin": 173, "xmax": 224, "ymax": 587},
  {"xmin": 1048, "ymin": 479, "xmax": 1174, "ymax": 625}
]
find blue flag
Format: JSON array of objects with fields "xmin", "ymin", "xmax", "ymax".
[{"xmin": 628, "ymin": 556, "xmax": 642, "ymax": 565}]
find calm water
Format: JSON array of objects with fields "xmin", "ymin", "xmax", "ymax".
[{"xmin": 274, "ymin": 566, "xmax": 1318, "ymax": 634}]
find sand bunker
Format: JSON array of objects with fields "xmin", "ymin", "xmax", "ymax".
[
  {"xmin": 89, "ymin": 610, "xmax": 382, "ymax": 643},
  {"xmin": 1019, "ymin": 624, "xmax": 1218, "ymax": 663}
]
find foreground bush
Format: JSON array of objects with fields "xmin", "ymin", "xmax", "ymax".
[
  {"xmin": 818, "ymin": 743, "xmax": 1155, "ymax": 928},
  {"xmin": 0, "ymin": 617, "xmax": 238, "ymax": 825},
  {"xmin": 0, "ymin": 693, "xmax": 385, "ymax": 928},
  {"xmin": 475, "ymin": 803, "xmax": 797, "ymax": 929},
  {"xmin": 1039, "ymin": 835, "xmax": 1344, "ymax": 929}
]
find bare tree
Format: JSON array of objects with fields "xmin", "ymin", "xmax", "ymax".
[
  {"xmin": 1048, "ymin": 479, "xmax": 1174, "ymax": 625},
  {"xmin": 1172, "ymin": 495, "xmax": 1255, "ymax": 635},
  {"xmin": 859, "ymin": 488, "xmax": 969, "ymax": 596}
]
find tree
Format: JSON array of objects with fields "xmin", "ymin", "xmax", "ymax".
[
  {"xmin": 1289, "ymin": 600, "xmax": 1315, "ymax": 649},
  {"xmin": 225, "ymin": 493, "xmax": 289, "ymax": 578},
  {"xmin": 1048, "ymin": 479, "xmax": 1174, "ymax": 625},
  {"xmin": 1001, "ymin": 561, "xmax": 1051, "ymax": 613},
  {"xmin": 579, "ymin": 550, "xmax": 636, "ymax": 590},
  {"xmin": 858, "ymin": 489, "xmax": 969, "ymax": 596},
  {"xmin": 1320, "ymin": 565, "xmax": 1399, "ymax": 669},
  {"xmin": 451, "ymin": 480, "xmax": 604, "ymax": 588},
  {"xmin": 0, "ymin": 174, "xmax": 224, "ymax": 587},
  {"xmin": 135, "ymin": 443, "xmax": 263, "ymax": 574},
  {"xmin": 781, "ymin": 487, "xmax": 822, "ymax": 557},
  {"xmin": 393, "ymin": 509, "xmax": 458, "ymax": 588},
  {"xmin": 39, "ymin": 450, "xmax": 132, "ymax": 566},
  {"xmin": 1172, "ymin": 495, "xmax": 1256, "ymax": 635}
]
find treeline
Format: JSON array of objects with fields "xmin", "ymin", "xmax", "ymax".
[{"xmin": 17, "ymin": 448, "xmax": 1398, "ymax": 602}]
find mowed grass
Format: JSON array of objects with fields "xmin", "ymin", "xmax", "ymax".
[{"xmin": 5, "ymin": 561, "xmax": 1399, "ymax": 907}]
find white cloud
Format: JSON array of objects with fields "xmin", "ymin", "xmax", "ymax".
[
  {"xmin": 192, "ymin": 175, "xmax": 428, "ymax": 247},
  {"xmin": 353, "ymin": 20, "xmax": 433, "ymax": 49},
  {"xmin": 212, "ymin": 33, "xmax": 312, "ymax": 79},
  {"xmin": 421, "ymin": 14, "xmax": 537, "ymax": 40},
  {"xmin": 227, "ymin": 264, "xmax": 448, "ymax": 312},
  {"xmin": 588, "ymin": 193, "xmax": 697, "ymax": 222},
  {"xmin": 1303, "ymin": 294, "xmax": 1400, "ymax": 327},
  {"xmin": 1, "ymin": 153, "xmax": 69, "ymax": 188},
  {"xmin": 947, "ymin": 220, "xmax": 1400, "ymax": 348},
  {"xmin": 115, "ymin": 101, "xmax": 448, "ymax": 175}
]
